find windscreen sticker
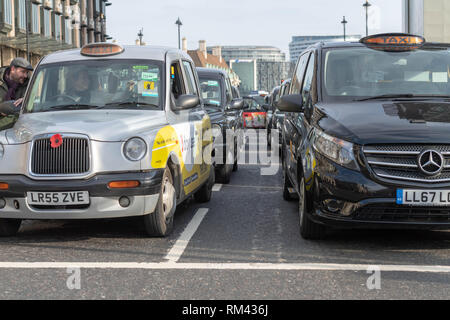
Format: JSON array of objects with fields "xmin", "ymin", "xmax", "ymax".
[
  {"xmin": 142, "ymin": 72, "xmax": 159, "ymax": 81},
  {"xmin": 133, "ymin": 65, "xmax": 149, "ymax": 70},
  {"xmin": 208, "ymin": 100, "xmax": 220, "ymax": 105},
  {"xmin": 207, "ymin": 81, "xmax": 219, "ymax": 87},
  {"xmin": 432, "ymin": 72, "xmax": 448, "ymax": 83},
  {"xmin": 139, "ymin": 80, "xmax": 158, "ymax": 97}
]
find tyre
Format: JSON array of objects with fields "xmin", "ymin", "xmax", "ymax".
[
  {"xmin": 0, "ymin": 219, "xmax": 21, "ymax": 237},
  {"xmin": 195, "ymin": 166, "xmax": 215, "ymax": 203},
  {"xmin": 216, "ymin": 147, "xmax": 233, "ymax": 184},
  {"xmin": 282, "ymin": 169, "xmax": 293, "ymax": 201},
  {"xmin": 298, "ymin": 175, "xmax": 326, "ymax": 240},
  {"xmin": 143, "ymin": 167, "xmax": 176, "ymax": 237},
  {"xmin": 232, "ymin": 140, "xmax": 238, "ymax": 172}
]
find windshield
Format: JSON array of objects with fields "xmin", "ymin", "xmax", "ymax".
[
  {"xmin": 198, "ymin": 77, "xmax": 223, "ymax": 107},
  {"xmin": 24, "ymin": 59, "xmax": 164, "ymax": 113},
  {"xmin": 322, "ymin": 46, "xmax": 450, "ymax": 101}
]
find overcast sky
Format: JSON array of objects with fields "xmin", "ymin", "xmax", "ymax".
[{"xmin": 106, "ymin": 0, "xmax": 403, "ymax": 59}]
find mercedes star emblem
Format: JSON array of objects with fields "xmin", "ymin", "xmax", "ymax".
[{"xmin": 418, "ymin": 150, "xmax": 444, "ymax": 176}]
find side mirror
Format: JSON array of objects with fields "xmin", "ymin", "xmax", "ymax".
[
  {"xmin": 229, "ymin": 98, "xmax": 244, "ymax": 110},
  {"xmin": 277, "ymin": 94, "xmax": 304, "ymax": 112},
  {"xmin": 174, "ymin": 94, "xmax": 200, "ymax": 110},
  {"xmin": 0, "ymin": 100, "xmax": 19, "ymax": 116}
]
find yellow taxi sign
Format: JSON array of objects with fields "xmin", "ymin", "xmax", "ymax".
[
  {"xmin": 360, "ymin": 33, "xmax": 425, "ymax": 52},
  {"xmin": 81, "ymin": 43, "xmax": 124, "ymax": 57}
]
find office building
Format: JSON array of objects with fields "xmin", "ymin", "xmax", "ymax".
[
  {"xmin": 0, "ymin": 0, "xmax": 111, "ymax": 67},
  {"xmin": 289, "ymin": 35, "xmax": 361, "ymax": 64}
]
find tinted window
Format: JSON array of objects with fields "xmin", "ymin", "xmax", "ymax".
[
  {"xmin": 290, "ymin": 52, "xmax": 310, "ymax": 94},
  {"xmin": 301, "ymin": 54, "xmax": 315, "ymax": 106},
  {"xmin": 323, "ymin": 47, "xmax": 450, "ymax": 101},
  {"xmin": 199, "ymin": 76, "xmax": 223, "ymax": 107}
]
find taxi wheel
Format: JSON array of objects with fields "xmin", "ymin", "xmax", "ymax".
[
  {"xmin": 143, "ymin": 167, "xmax": 176, "ymax": 237},
  {"xmin": 216, "ymin": 149, "xmax": 233, "ymax": 184},
  {"xmin": 194, "ymin": 166, "xmax": 215, "ymax": 203},
  {"xmin": 0, "ymin": 219, "xmax": 21, "ymax": 237},
  {"xmin": 232, "ymin": 140, "xmax": 238, "ymax": 172},
  {"xmin": 282, "ymin": 169, "xmax": 293, "ymax": 201},
  {"xmin": 298, "ymin": 175, "xmax": 326, "ymax": 240}
]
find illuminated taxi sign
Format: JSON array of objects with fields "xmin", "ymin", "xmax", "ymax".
[
  {"xmin": 360, "ymin": 34, "xmax": 425, "ymax": 52},
  {"xmin": 80, "ymin": 43, "xmax": 124, "ymax": 57}
]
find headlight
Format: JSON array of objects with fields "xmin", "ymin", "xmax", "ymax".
[
  {"xmin": 313, "ymin": 129, "xmax": 358, "ymax": 170},
  {"xmin": 0, "ymin": 143, "xmax": 4, "ymax": 159},
  {"xmin": 123, "ymin": 137, "xmax": 147, "ymax": 161}
]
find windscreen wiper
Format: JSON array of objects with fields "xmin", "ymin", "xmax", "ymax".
[
  {"xmin": 48, "ymin": 104, "xmax": 102, "ymax": 110},
  {"xmin": 355, "ymin": 94, "xmax": 450, "ymax": 102},
  {"xmin": 102, "ymin": 101, "xmax": 160, "ymax": 109}
]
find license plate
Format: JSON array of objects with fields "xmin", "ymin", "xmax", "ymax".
[
  {"xmin": 27, "ymin": 191, "xmax": 90, "ymax": 206},
  {"xmin": 396, "ymin": 189, "xmax": 450, "ymax": 206}
]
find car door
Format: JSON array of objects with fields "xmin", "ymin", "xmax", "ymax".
[
  {"xmin": 158, "ymin": 54, "xmax": 210, "ymax": 199},
  {"xmin": 284, "ymin": 51, "xmax": 310, "ymax": 186},
  {"xmin": 296, "ymin": 51, "xmax": 316, "ymax": 190}
]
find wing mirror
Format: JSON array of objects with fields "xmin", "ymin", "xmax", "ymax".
[
  {"xmin": 173, "ymin": 94, "xmax": 200, "ymax": 111},
  {"xmin": 229, "ymin": 98, "xmax": 244, "ymax": 110},
  {"xmin": 277, "ymin": 94, "xmax": 304, "ymax": 112}
]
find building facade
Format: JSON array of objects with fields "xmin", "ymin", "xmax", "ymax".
[
  {"xmin": 289, "ymin": 35, "xmax": 361, "ymax": 64},
  {"xmin": 208, "ymin": 45, "xmax": 289, "ymax": 94},
  {"xmin": 187, "ymin": 40, "xmax": 240, "ymax": 87},
  {"xmin": 403, "ymin": 0, "xmax": 450, "ymax": 43},
  {"xmin": 0, "ymin": 0, "xmax": 110, "ymax": 67}
]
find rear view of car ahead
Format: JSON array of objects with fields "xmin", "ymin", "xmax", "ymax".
[
  {"xmin": 0, "ymin": 43, "xmax": 214, "ymax": 237},
  {"xmin": 280, "ymin": 34, "xmax": 450, "ymax": 239},
  {"xmin": 197, "ymin": 67, "xmax": 244, "ymax": 184}
]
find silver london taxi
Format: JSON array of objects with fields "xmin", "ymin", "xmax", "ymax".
[{"xmin": 0, "ymin": 43, "xmax": 214, "ymax": 237}]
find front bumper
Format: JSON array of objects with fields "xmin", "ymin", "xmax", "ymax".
[
  {"xmin": 0, "ymin": 170, "xmax": 163, "ymax": 219},
  {"xmin": 309, "ymin": 154, "xmax": 450, "ymax": 229}
]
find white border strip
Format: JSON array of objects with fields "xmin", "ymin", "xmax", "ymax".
[
  {"xmin": 0, "ymin": 262, "xmax": 449, "ymax": 273},
  {"xmin": 164, "ymin": 208, "xmax": 209, "ymax": 263},
  {"xmin": 212, "ymin": 184, "xmax": 222, "ymax": 192}
]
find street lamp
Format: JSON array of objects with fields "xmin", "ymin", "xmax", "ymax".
[
  {"xmin": 341, "ymin": 16, "xmax": 348, "ymax": 41},
  {"xmin": 175, "ymin": 17, "xmax": 182, "ymax": 49},
  {"xmin": 363, "ymin": 0, "xmax": 371, "ymax": 37},
  {"xmin": 138, "ymin": 28, "xmax": 144, "ymax": 46}
]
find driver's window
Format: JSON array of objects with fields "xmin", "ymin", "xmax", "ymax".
[
  {"xmin": 26, "ymin": 70, "xmax": 45, "ymax": 112},
  {"xmin": 301, "ymin": 54, "xmax": 315, "ymax": 107},
  {"xmin": 171, "ymin": 61, "xmax": 185, "ymax": 100}
]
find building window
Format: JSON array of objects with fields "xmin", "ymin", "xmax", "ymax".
[
  {"xmin": 31, "ymin": 3, "xmax": 40, "ymax": 34},
  {"xmin": 64, "ymin": 18, "xmax": 71, "ymax": 44},
  {"xmin": 2, "ymin": 0, "xmax": 13, "ymax": 25},
  {"xmin": 16, "ymin": 0, "xmax": 26, "ymax": 30},
  {"xmin": 53, "ymin": 13, "xmax": 61, "ymax": 40},
  {"xmin": 42, "ymin": 8, "xmax": 51, "ymax": 37}
]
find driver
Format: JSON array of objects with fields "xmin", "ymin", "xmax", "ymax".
[{"xmin": 66, "ymin": 68, "xmax": 91, "ymax": 104}]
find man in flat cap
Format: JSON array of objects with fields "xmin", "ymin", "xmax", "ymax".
[{"xmin": 0, "ymin": 58, "xmax": 33, "ymax": 129}]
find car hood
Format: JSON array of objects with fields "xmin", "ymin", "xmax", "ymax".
[
  {"xmin": 5, "ymin": 110, "xmax": 167, "ymax": 144},
  {"xmin": 315, "ymin": 101, "xmax": 450, "ymax": 145}
]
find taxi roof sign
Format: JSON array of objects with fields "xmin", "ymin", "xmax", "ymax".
[
  {"xmin": 81, "ymin": 43, "xmax": 124, "ymax": 57},
  {"xmin": 360, "ymin": 33, "xmax": 425, "ymax": 52}
]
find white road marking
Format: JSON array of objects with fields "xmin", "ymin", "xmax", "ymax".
[
  {"xmin": 212, "ymin": 184, "xmax": 222, "ymax": 192},
  {"xmin": 0, "ymin": 262, "xmax": 449, "ymax": 273},
  {"xmin": 164, "ymin": 208, "xmax": 209, "ymax": 263}
]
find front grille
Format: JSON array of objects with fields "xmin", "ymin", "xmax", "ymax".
[
  {"xmin": 353, "ymin": 204, "xmax": 450, "ymax": 223},
  {"xmin": 31, "ymin": 136, "xmax": 90, "ymax": 175},
  {"xmin": 363, "ymin": 144, "xmax": 450, "ymax": 183}
]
